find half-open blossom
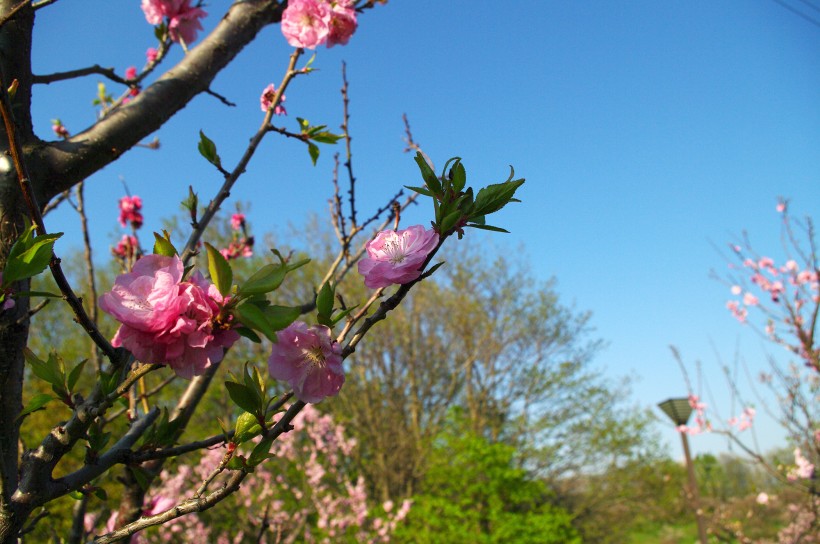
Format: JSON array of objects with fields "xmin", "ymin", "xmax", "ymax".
[
  {"xmin": 141, "ymin": 0, "xmax": 207, "ymax": 44},
  {"xmin": 357, "ymin": 225, "xmax": 439, "ymax": 289},
  {"xmin": 259, "ymin": 84, "xmax": 287, "ymax": 115},
  {"xmin": 146, "ymin": 47, "xmax": 159, "ymax": 63},
  {"xmin": 268, "ymin": 321, "xmax": 344, "ymax": 403},
  {"xmin": 118, "ymin": 195, "xmax": 144, "ymax": 229},
  {"xmin": 99, "ymin": 254, "xmax": 238, "ymax": 379},
  {"xmin": 51, "ymin": 120, "xmax": 69, "ymax": 139},
  {"xmin": 281, "ymin": 0, "xmax": 331, "ymax": 49}
]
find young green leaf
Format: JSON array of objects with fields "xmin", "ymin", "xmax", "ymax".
[
  {"xmin": 308, "ymin": 143, "xmax": 320, "ymax": 166},
  {"xmin": 238, "ymin": 263, "xmax": 287, "ymax": 296},
  {"xmin": 225, "ymin": 381, "xmax": 261, "ymax": 415},
  {"xmin": 414, "ymin": 152, "xmax": 442, "ymax": 195},
  {"xmin": 204, "ymin": 242, "xmax": 233, "ymax": 297},
  {"xmin": 235, "ymin": 302, "xmax": 278, "ymax": 342},
  {"xmin": 152, "ymin": 231, "xmax": 178, "ymax": 257},
  {"xmin": 264, "ymin": 305, "xmax": 301, "ymax": 331},
  {"xmin": 197, "ymin": 130, "xmax": 221, "ymax": 167},
  {"xmin": 316, "ymin": 282, "xmax": 334, "ymax": 319},
  {"xmin": 17, "ymin": 393, "xmax": 55, "ymax": 421}
]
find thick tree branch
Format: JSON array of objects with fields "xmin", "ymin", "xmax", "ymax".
[{"xmin": 30, "ymin": 0, "xmax": 286, "ymax": 202}]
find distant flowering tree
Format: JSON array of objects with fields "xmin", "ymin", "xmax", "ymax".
[
  {"xmin": 0, "ymin": 1, "xmax": 523, "ymax": 541},
  {"xmin": 677, "ymin": 199, "xmax": 819, "ymax": 541}
]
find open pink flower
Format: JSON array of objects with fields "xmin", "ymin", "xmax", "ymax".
[
  {"xmin": 259, "ymin": 84, "xmax": 287, "ymax": 115},
  {"xmin": 118, "ymin": 195, "xmax": 144, "ymax": 229},
  {"xmin": 357, "ymin": 225, "xmax": 439, "ymax": 289},
  {"xmin": 141, "ymin": 0, "xmax": 207, "ymax": 44},
  {"xmin": 99, "ymin": 255, "xmax": 238, "ymax": 379},
  {"xmin": 268, "ymin": 321, "xmax": 344, "ymax": 403},
  {"xmin": 281, "ymin": 0, "xmax": 331, "ymax": 49}
]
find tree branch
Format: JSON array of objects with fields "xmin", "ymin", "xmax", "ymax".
[{"xmin": 30, "ymin": 0, "xmax": 287, "ymax": 202}]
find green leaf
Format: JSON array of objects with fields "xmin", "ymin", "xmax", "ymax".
[
  {"xmin": 246, "ymin": 364, "xmax": 266, "ymax": 405},
  {"xmin": 471, "ymin": 178, "xmax": 525, "ymax": 217},
  {"xmin": 468, "ymin": 224, "xmax": 510, "ymax": 233},
  {"xmin": 204, "ymin": 242, "xmax": 233, "ymax": 297},
  {"xmin": 24, "ymin": 348, "xmax": 63, "ymax": 387},
  {"xmin": 17, "ymin": 393, "xmax": 55, "ymax": 421},
  {"xmin": 414, "ymin": 152, "xmax": 442, "ymax": 195},
  {"xmin": 67, "ymin": 359, "xmax": 88, "ymax": 393},
  {"xmin": 331, "ymin": 305, "xmax": 359, "ymax": 326},
  {"xmin": 130, "ymin": 466, "xmax": 151, "ymax": 491},
  {"xmin": 286, "ymin": 258, "xmax": 311, "ymax": 273},
  {"xmin": 3, "ymin": 226, "xmax": 62, "ymax": 284},
  {"xmin": 248, "ymin": 436, "xmax": 274, "ymax": 467},
  {"xmin": 450, "ymin": 160, "xmax": 467, "ymax": 193},
  {"xmin": 310, "ymin": 131, "xmax": 343, "ymax": 144},
  {"xmin": 316, "ymin": 282, "xmax": 334, "ymax": 319},
  {"xmin": 238, "ymin": 263, "xmax": 287, "ymax": 296},
  {"xmin": 197, "ymin": 130, "xmax": 221, "ymax": 167},
  {"xmin": 404, "ymin": 185, "xmax": 434, "ymax": 197},
  {"xmin": 236, "ymin": 327, "xmax": 262, "ymax": 343},
  {"xmin": 439, "ymin": 210, "xmax": 464, "ymax": 235},
  {"xmin": 226, "ymin": 456, "xmax": 246, "ymax": 470},
  {"xmin": 308, "ymin": 143, "xmax": 320, "ymax": 165},
  {"xmin": 225, "ymin": 381, "xmax": 261, "ymax": 415},
  {"xmin": 233, "ymin": 412, "xmax": 262, "ymax": 444},
  {"xmin": 93, "ymin": 488, "xmax": 108, "ymax": 501},
  {"xmin": 263, "ymin": 305, "xmax": 301, "ymax": 331},
  {"xmin": 235, "ymin": 302, "xmax": 278, "ymax": 342},
  {"xmin": 69, "ymin": 490, "xmax": 84, "ymax": 501},
  {"xmin": 152, "ymin": 231, "xmax": 178, "ymax": 257}
]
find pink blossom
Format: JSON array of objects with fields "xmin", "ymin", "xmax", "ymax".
[
  {"xmin": 146, "ymin": 47, "xmax": 159, "ymax": 63},
  {"xmin": 259, "ymin": 83, "xmax": 287, "ymax": 115},
  {"xmin": 112, "ymin": 234, "xmax": 139, "ymax": 260},
  {"xmin": 758, "ymin": 256, "xmax": 775, "ymax": 270},
  {"xmin": 326, "ymin": 0, "xmax": 357, "ymax": 47},
  {"xmin": 742, "ymin": 292, "xmax": 759, "ymax": 306},
  {"xmin": 730, "ymin": 285, "xmax": 742, "ymax": 295},
  {"xmin": 268, "ymin": 321, "xmax": 344, "ymax": 403},
  {"xmin": 118, "ymin": 195, "xmax": 144, "ymax": 229},
  {"xmin": 787, "ymin": 447, "xmax": 815, "ymax": 481},
  {"xmin": 99, "ymin": 254, "xmax": 238, "ymax": 379},
  {"xmin": 230, "ymin": 213, "xmax": 246, "ymax": 231},
  {"xmin": 280, "ymin": 0, "xmax": 331, "ymax": 49},
  {"xmin": 141, "ymin": 0, "xmax": 207, "ymax": 44},
  {"xmin": 125, "ymin": 66, "xmax": 138, "ymax": 80},
  {"xmin": 776, "ymin": 199, "xmax": 786, "ymax": 213},
  {"xmin": 756, "ymin": 492, "xmax": 770, "ymax": 505},
  {"xmin": 357, "ymin": 225, "xmax": 439, "ymax": 289},
  {"xmin": 145, "ymin": 495, "xmax": 175, "ymax": 516}
]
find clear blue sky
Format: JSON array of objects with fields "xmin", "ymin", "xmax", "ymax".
[{"xmin": 29, "ymin": 1, "xmax": 820, "ymax": 458}]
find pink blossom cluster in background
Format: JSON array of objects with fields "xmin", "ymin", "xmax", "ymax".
[
  {"xmin": 111, "ymin": 234, "xmax": 139, "ymax": 261},
  {"xmin": 676, "ymin": 394, "xmax": 711, "ymax": 436},
  {"xmin": 84, "ymin": 405, "xmax": 410, "ymax": 542},
  {"xmin": 118, "ymin": 195, "xmax": 144, "ymax": 229},
  {"xmin": 357, "ymin": 225, "xmax": 439, "ymax": 289},
  {"xmin": 259, "ymin": 84, "xmax": 287, "ymax": 115},
  {"xmin": 99, "ymin": 254, "xmax": 238, "ymax": 379},
  {"xmin": 280, "ymin": 0, "xmax": 358, "ymax": 49},
  {"xmin": 219, "ymin": 238, "xmax": 253, "ymax": 261},
  {"xmin": 141, "ymin": 0, "xmax": 208, "ymax": 44},
  {"xmin": 220, "ymin": 213, "xmax": 254, "ymax": 260},
  {"xmin": 269, "ymin": 321, "xmax": 344, "ymax": 403},
  {"xmin": 727, "ymin": 406, "xmax": 755, "ymax": 432},
  {"xmin": 787, "ymin": 447, "xmax": 815, "ymax": 481}
]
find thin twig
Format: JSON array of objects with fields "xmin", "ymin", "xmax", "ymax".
[
  {"xmin": 75, "ymin": 181, "xmax": 101, "ymax": 370},
  {"xmin": 0, "ymin": 81, "xmax": 118, "ymax": 363},
  {"xmin": 205, "ymin": 88, "xmax": 236, "ymax": 107},
  {"xmin": 32, "ymin": 65, "xmax": 127, "ymax": 86}
]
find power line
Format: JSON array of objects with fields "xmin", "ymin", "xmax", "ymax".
[{"xmin": 769, "ymin": 0, "xmax": 820, "ymax": 28}]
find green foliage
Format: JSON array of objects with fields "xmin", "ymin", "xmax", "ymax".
[
  {"xmin": 2, "ymin": 223, "xmax": 62, "ymax": 285},
  {"xmin": 407, "ymin": 152, "xmax": 524, "ymax": 237},
  {"xmin": 395, "ymin": 414, "xmax": 580, "ymax": 544}
]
